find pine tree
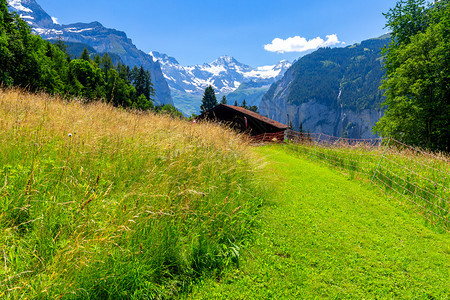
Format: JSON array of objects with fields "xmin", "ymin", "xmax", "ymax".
[
  {"xmin": 241, "ymin": 99, "xmax": 248, "ymax": 109},
  {"xmin": 0, "ymin": 0, "xmax": 12, "ymax": 85},
  {"xmin": 221, "ymin": 95, "xmax": 227, "ymax": 104},
  {"xmin": 53, "ymin": 38, "xmax": 69, "ymax": 58},
  {"xmin": 117, "ymin": 62, "xmax": 131, "ymax": 83},
  {"xmin": 200, "ymin": 85, "xmax": 218, "ymax": 113},
  {"xmin": 0, "ymin": 0, "xmax": 8, "ymax": 21},
  {"xmin": 132, "ymin": 66, "xmax": 155, "ymax": 102},
  {"xmin": 248, "ymin": 105, "xmax": 259, "ymax": 113},
  {"xmin": 93, "ymin": 54, "xmax": 101, "ymax": 67},
  {"xmin": 100, "ymin": 53, "xmax": 113, "ymax": 78},
  {"xmin": 80, "ymin": 47, "xmax": 91, "ymax": 61},
  {"xmin": 233, "ymin": 100, "xmax": 238, "ymax": 106}
]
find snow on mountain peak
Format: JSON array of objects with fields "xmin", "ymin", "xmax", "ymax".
[
  {"xmin": 149, "ymin": 51, "xmax": 181, "ymax": 66},
  {"xmin": 7, "ymin": 0, "xmax": 32, "ymax": 13},
  {"xmin": 150, "ymin": 51, "xmax": 291, "ymax": 95},
  {"xmin": 212, "ymin": 55, "xmax": 238, "ymax": 66}
]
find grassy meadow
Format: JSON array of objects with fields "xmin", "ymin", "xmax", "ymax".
[
  {"xmin": 284, "ymin": 133, "xmax": 449, "ymax": 231},
  {"xmin": 190, "ymin": 145, "xmax": 450, "ymax": 299},
  {"xmin": 0, "ymin": 89, "xmax": 264, "ymax": 299}
]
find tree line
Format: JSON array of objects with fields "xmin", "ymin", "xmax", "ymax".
[
  {"xmin": 1, "ymin": 0, "xmax": 182, "ymax": 115},
  {"xmin": 375, "ymin": 0, "xmax": 449, "ymax": 152}
]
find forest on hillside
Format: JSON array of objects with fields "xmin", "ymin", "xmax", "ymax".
[{"xmin": 0, "ymin": 0, "xmax": 181, "ymax": 115}]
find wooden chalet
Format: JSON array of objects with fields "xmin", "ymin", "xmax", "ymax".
[{"xmin": 196, "ymin": 104, "xmax": 288, "ymax": 141}]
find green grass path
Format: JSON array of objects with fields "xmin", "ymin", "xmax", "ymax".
[{"xmin": 189, "ymin": 145, "xmax": 450, "ymax": 299}]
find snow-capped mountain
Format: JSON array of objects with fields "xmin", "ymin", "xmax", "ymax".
[
  {"xmin": 8, "ymin": 0, "xmax": 55, "ymax": 29},
  {"xmin": 7, "ymin": 0, "xmax": 173, "ymax": 106},
  {"xmin": 150, "ymin": 51, "xmax": 291, "ymax": 95},
  {"xmin": 7, "ymin": 0, "xmax": 291, "ymax": 115}
]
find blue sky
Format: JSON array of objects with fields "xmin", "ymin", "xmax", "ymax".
[{"xmin": 37, "ymin": 0, "xmax": 399, "ymax": 67}]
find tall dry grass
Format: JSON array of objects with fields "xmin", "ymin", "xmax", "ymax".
[{"xmin": 0, "ymin": 88, "xmax": 263, "ymax": 299}]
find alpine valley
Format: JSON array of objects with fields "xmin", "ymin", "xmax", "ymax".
[
  {"xmin": 7, "ymin": 0, "xmax": 291, "ymax": 115},
  {"xmin": 8, "ymin": 0, "xmax": 390, "ymax": 138}
]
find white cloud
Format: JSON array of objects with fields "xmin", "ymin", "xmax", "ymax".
[{"xmin": 264, "ymin": 34, "xmax": 342, "ymax": 53}]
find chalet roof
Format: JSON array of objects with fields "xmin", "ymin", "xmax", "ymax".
[
  {"xmin": 198, "ymin": 104, "xmax": 287, "ymax": 129},
  {"xmin": 221, "ymin": 105, "xmax": 288, "ymax": 129},
  {"xmin": 196, "ymin": 104, "xmax": 287, "ymax": 136}
]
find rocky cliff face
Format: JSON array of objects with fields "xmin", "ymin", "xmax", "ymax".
[
  {"xmin": 8, "ymin": 0, "xmax": 173, "ymax": 106},
  {"xmin": 261, "ymin": 99, "xmax": 384, "ymax": 139},
  {"xmin": 260, "ymin": 36, "xmax": 390, "ymax": 139}
]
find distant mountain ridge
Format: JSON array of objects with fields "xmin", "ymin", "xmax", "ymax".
[
  {"xmin": 7, "ymin": 0, "xmax": 173, "ymax": 106},
  {"xmin": 150, "ymin": 52, "xmax": 291, "ymax": 95},
  {"xmin": 150, "ymin": 51, "xmax": 291, "ymax": 115},
  {"xmin": 260, "ymin": 35, "xmax": 390, "ymax": 139}
]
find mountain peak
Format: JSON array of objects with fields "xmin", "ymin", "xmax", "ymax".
[
  {"xmin": 149, "ymin": 51, "xmax": 180, "ymax": 66},
  {"xmin": 9, "ymin": 0, "xmax": 173, "ymax": 106},
  {"xmin": 8, "ymin": 0, "xmax": 56, "ymax": 28},
  {"xmin": 211, "ymin": 55, "xmax": 239, "ymax": 66},
  {"xmin": 275, "ymin": 60, "xmax": 292, "ymax": 70},
  {"xmin": 8, "ymin": 0, "xmax": 32, "ymax": 12}
]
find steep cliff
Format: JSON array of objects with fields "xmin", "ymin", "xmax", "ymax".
[{"xmin": 260, "ymin": 35, "xmax": 390, "ymax": 138}]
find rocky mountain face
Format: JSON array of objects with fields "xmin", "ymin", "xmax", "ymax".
[
  {"xmin": 150, "ymin": 52, "xmax": 291, "ymax": 115},
  {"xmin": 7, "ymin": 0, "xmax": 173, "ymax": 106},
  {"xmin": 260, "ymin": 35, "xmax": 390, "ymax": 139}
]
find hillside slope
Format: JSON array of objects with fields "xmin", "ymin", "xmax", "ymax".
[
  {"xmin": 260, "ymin": 36, "xmax": 390, "ymax": 138},
  {"xmin": 0, "ymin": 89, "xmax": 261, "ymax": 298}
]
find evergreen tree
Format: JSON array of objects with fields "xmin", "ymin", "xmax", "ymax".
[
  {"xmin": 220, "ymin": 95, "xmax": 227, "ymax": 104},
  {"xmin": 241, "ymin": 99, "xmax": 248, "ymax": 109},
  {"xmin": 248, "ymin": 105, "xmax": 259, "ymax": 113},
  {"xmin": 93, "ymin": 54, "xmax": 101, "ymax": 67},
  {"xmin": 131, "ymin": 66, "xmax": 155, "ymax": 102},
  {"xmin": 100, "ymin": 53, "xmax": 113, "ymax": 78},
  {"xmin": 0, "ymin": 0, "xmax": 8, "ymax": 22},
  {"xmin": 53, "ymin": 38, "xmax": 69, "ymax": 58},
  {"xmin": 80, "ymin": 47, "xmax": 91, "ymax": 61},
  {"xmin": 233, "ymin": 100, "xmax": 238, "ymax": 106},
  {"xmin": 117, "ymin": 62, "xmax": 131, "ymax": 83},
  {"xmin": 0, "ymin": 2, "xmax": 60, "ymax": 91},
  {"xmin": 299, "ymin": 122, "xmax": 304, "ymax": 134},
  {"xmin": 0, "ymin": 0, "xmax": 14, "ymax": 86},
  {"xmin": 200, "ymin": 85, "xmax": 218, "ymax": 113}
]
